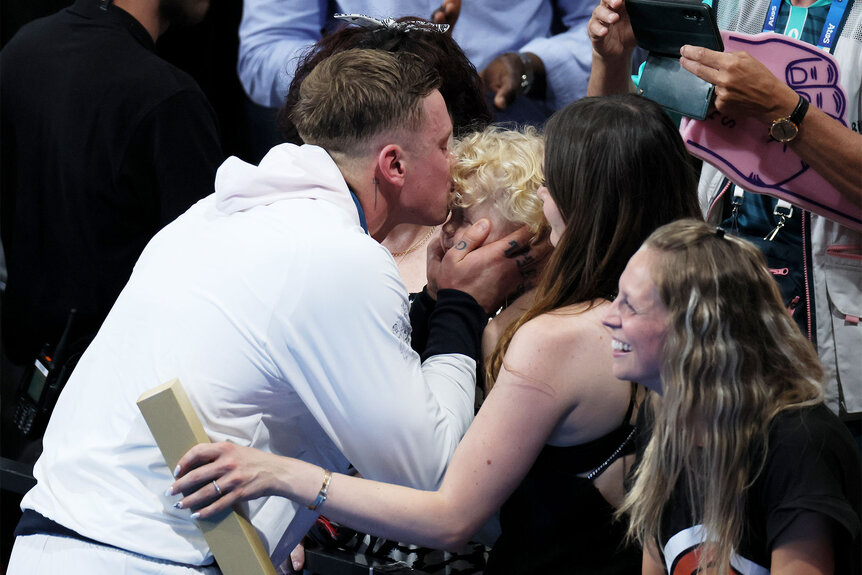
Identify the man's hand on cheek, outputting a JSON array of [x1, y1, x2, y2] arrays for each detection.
[[433, 221, 551, 314]]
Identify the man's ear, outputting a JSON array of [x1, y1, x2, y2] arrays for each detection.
[[376, 144, 407, 187]]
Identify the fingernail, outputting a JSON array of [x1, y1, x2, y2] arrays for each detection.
[[164, 487, 174, 497], [476, 219, 489, 232], [173, 501, 184, 509], [173, 465, 181, 477], [190, 512, 200, 520], [293, 560, 302, 571]]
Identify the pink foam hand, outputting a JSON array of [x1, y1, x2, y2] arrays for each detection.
[[680, 31, 861, 231]]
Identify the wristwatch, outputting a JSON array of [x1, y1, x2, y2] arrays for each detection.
[[769, 94, 809, 143]]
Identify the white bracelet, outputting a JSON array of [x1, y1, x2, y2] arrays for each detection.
[[307, 469, 332, 511]]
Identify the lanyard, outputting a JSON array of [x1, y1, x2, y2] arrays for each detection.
[[762, 0, 850, 52], [348, 188, 369, 233]]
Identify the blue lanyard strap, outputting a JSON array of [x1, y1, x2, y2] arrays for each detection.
[[762, 0, 851, 52], [817, 0, 849, 51], [348, 188, 369, 233], [763, 0, 784, 32]]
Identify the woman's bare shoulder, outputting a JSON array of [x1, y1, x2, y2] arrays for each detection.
[[503, 300, 613, 382], [517, 300, 610, 343], [483, 289, 539, 356]]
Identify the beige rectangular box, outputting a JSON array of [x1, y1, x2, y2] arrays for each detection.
[[137, 379, 277, 575]]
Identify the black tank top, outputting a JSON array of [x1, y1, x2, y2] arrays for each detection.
[[485, 385, 641, 574]]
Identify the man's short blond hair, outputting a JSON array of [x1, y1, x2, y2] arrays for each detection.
[[291, 49, 440, 156]]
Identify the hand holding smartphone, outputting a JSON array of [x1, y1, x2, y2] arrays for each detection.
[[627, 0, 724, 119]]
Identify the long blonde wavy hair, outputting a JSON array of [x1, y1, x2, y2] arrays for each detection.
[[620, 219, 824, 572]]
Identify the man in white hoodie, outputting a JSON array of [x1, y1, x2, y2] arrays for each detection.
[[9, 49, 534, 573]]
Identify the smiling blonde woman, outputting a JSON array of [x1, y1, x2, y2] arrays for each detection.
[[605, 219, 862, 575]]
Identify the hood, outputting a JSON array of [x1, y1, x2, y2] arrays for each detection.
[[214, 144, 358, 222]]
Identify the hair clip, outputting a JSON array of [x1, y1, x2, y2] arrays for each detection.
[[715, 226, 726, 239], [333, 13, 450, 34]]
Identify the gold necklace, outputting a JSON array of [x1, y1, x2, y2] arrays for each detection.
[[390, 226, 437, 259]]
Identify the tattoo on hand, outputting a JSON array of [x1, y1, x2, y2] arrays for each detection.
[[516, 255, 538, 279], [455, 240, 467, 250], [504, 240, 527, 257]]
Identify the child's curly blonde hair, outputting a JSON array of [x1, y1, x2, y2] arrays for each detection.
[[450, 125, 549, 243]]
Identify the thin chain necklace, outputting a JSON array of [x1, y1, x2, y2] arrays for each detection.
[[391, 226, 437, 259]]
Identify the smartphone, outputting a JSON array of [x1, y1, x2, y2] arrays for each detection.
[[627, 0, 723, 119], [626, 0, 723, 56]]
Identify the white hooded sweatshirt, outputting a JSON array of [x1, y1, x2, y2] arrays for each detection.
[[21, 144, 476, 569]]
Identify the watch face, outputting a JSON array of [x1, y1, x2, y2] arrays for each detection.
[[770, 119, 798, 142]]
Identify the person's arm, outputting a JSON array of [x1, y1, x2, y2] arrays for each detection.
[[238, 0, 327, 108], [481, 0, 594, 111], [679, 45, 862, 208], [431, 0, 461, 27], [244, 220, 541, 494], [171, 318, 578, 549], [587, 0, 638, 97], [480, 51, 547, 111], [408, 287, 437, 355], [642, 541, 666, 575], [770, 512, 835, 574], [758, 407, 859, 575], [519, 0, 594, 109], [291, 270, 478, 490]]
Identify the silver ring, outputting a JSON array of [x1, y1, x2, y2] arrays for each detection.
[[212, 479, 222, 497]]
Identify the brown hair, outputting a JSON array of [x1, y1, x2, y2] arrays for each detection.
[[487, 94, 701, 386]]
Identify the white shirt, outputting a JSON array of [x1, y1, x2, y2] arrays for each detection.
[[21, 144, 476, 567]]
